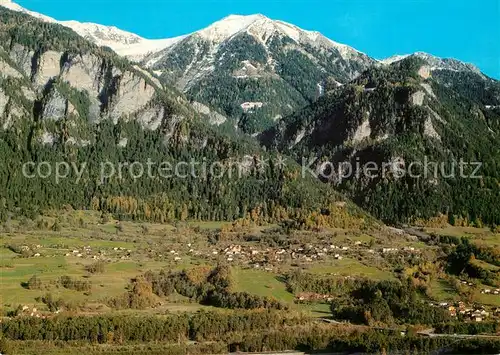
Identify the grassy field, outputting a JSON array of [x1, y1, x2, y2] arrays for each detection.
[[0, 212, 284, 314], [426, 279, 500, 308], [475, 292, 500, 307], [1, 210, 499, 319], [230, 267, 342, 317], [425, 226, 500, 247], [425, 226, 491, 237], [428, 279, 459, 302], [231, 267, 295, 303], [306, 258, 394, 280], [186, 221, 231, 230], [0, 211, 178, 309], [300, 302, 332, 317], [0, 249, 165, 306], [470, 258, 500, 271]]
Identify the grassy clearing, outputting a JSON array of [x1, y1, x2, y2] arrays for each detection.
[[300, 302, 332, 318], [425, 226, 500, 247], [306, 258, 393, 280], [470, 259, 499, 271], [230, 267, 294, 303], [186, 221, 230, 230], [0, 254, 163, 306], [425, 226, 491, 237], [428, 279, 459, 302], [472, 234, 500, 248], [230, 267, 337, 317], [475, 292, 500, 307]]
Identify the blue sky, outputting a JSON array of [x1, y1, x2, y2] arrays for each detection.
[[16, 0, 500, 78]]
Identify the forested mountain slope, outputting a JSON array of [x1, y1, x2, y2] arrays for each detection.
[[0, 6, 372, 228], [144, 14, 375, 134], [263, 57, 500, 225]]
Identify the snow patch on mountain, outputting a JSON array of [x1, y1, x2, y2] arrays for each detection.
[[0, 0, 181, 60], [381, 52, 482, 74], [58, 20, 186, 61], [198, 14, 265, 42], [380, 54, 411, 65], [111, 37, 185, 61], [2, 1, 364, 65], [1, 0, 488, 78], [194, 14, 363, 59], [0, 0, 54, 21]]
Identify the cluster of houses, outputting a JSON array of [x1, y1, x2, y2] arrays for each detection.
[[27, 231, 421, 269], [18, 244, 42, 257], [382, 246, 416, 253], [22, 242, 135, 262], [17, 306, 52, 318], [214, 243, 353, 266], [8, 305, 65, 320], [154, 242, 351, 269], [480, 288, 500, 295], [295, 292, 334, 303], [62, 245, 132, 261], [169, 248, 183, 261], [460, 280, 475, 287], [433, 301, 500, 322], [153, 237, 424, 271], [194, 240, 422, 268], [161, 243, 343, 266]]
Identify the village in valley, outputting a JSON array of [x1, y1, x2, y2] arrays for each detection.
[[2, 211, 499, 327]]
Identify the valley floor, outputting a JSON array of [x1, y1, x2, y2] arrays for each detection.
[[1, 210, 499, 354]]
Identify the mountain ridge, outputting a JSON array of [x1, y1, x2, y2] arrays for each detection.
[[1, 1, 490, 80], [0, 1, 365, 63], [380, 52, 483, 76], [0, 4, 375, 227], [0, 0, 184, 61], [191, 13, 363, 57]]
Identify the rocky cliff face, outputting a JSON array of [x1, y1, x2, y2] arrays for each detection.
[[3, 49, 158, 145], [6, 45, 165, 120], [262, 57, 500, 224], [0, 6, 201, 148]]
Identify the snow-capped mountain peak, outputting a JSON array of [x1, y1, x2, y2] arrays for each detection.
[[57, 20, 185, 61], [194, 13, 361, 59], [0, 0, 55, 22], [141, 13, 375, 127], [0, 0, 183, 61], [59, 20, 144, 45], [0, 2, 363, 63], [197, 14, 268, 42]]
